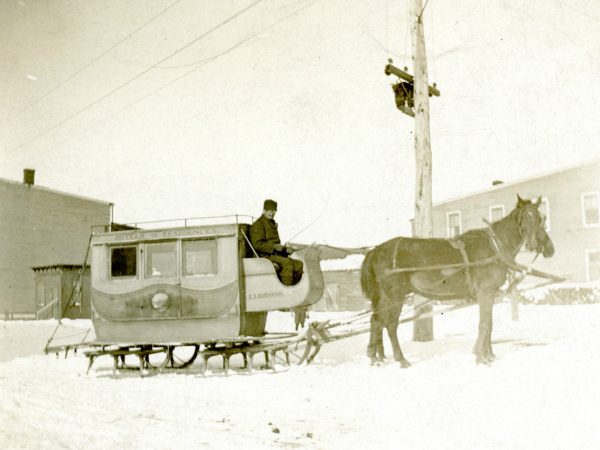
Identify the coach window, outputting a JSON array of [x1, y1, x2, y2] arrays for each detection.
[[446, 211, 461, 238], [183, 239, 218, 276], [145, 242, 177, 278], [582, 192, 600, 227], [110, 246, 137, 278]]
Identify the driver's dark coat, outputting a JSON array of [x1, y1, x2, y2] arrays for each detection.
[[250, 215, 285, 257]]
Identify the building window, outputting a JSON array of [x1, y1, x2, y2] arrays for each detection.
[[489, 205, 505, 223], [446, 211, 461, 238], [582, 192, 600, 226], [145, 242, 177, 278], [110, 246, 137, 278], [539, 197, 550, 231], [586, 249, 600, 281], [183, 239, 218, 275]]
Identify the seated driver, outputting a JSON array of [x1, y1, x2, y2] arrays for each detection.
[[250, 199, 303, 286]]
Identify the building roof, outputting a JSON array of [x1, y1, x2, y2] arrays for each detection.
[[0, 176, 112, 206], [32, 264, 89, 272], [433, 158, 600, 207]]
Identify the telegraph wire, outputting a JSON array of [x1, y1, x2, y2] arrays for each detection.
[[10, 0, 265, 153], [403, 0, 410, 68], [385, 0, 389, 59], [158, 0, 315, 70], [6, 0, 184, 123], [551, 0, 599, 23], [13, 0, 320, 162], [427, 0, 437, 82], [418, 0, 431, 22], [80, 0, 320, 139]]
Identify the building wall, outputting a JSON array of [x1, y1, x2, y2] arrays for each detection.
[[313, 270, 368, 311], [33, 266, 91, 319], [61, 267, 91, 319], [0, 179, 110, 314], [432, 160, 600, 282]]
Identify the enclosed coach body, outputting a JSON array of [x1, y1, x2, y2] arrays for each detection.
[[90, 223, 324, 344]]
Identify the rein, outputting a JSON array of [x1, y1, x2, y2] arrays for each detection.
[[383, 212, 563, 284], [484, 219, 565, 282], [384, 254, 500, 275]]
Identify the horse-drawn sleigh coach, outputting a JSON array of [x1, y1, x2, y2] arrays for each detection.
[[78, 218, 333, 373], [46, 196, 563, 375]]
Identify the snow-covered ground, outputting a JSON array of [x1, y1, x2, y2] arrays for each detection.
[[1, 303, 599, 449]]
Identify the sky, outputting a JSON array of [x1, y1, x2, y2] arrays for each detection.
[[1, 0, 599, 247]]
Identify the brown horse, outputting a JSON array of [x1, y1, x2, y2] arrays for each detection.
[[360, 196, 555, 366]]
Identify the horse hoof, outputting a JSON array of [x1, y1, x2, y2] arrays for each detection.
[[475, 355, 493, 365], [399, 360, 411, 368]]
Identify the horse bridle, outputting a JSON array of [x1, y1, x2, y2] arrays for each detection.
[[485, 206, 544, 275], [515, 204, 546, 255]]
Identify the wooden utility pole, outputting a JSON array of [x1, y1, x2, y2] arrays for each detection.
[[410, 0, 434, 342]]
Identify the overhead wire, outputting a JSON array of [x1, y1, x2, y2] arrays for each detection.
[[9, 0, 266, 154], [131, 0, 319, 96], [405, 0, 436, 75], [551, 0, 600, 23], [10, 0, 320, 163], [385, 0, 389, 59], [6, 0, 185, 123], [403, 0, 410, 68], [418, 0, 431, 22], [427, 0, 437, 82]]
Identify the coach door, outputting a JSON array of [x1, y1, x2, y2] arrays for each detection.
[[141, 239, 182, 318]]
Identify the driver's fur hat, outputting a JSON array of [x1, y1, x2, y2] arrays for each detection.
[[263, 199, 277, 211]]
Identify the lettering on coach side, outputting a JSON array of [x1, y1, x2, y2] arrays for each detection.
[[248, 291, 284, 300], [115, 233, 141, 241], [111, 228, 233, 242]]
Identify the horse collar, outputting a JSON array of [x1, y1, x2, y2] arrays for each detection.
[[485, 222, 508, 257]]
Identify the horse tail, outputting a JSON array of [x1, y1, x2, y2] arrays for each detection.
[[360, 249, 379, 303]]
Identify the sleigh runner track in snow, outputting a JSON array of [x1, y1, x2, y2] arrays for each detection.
[[49, 282, 562, 376], [73, 265, 564, 376]]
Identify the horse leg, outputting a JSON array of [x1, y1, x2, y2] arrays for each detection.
[[366, 314, 378, 361], [385, 298, 411, 368], [386, 325, 410, 368], [376, 321, 386, 362], [375, 321, 385, 362], [474, 290, 495, 364], [367, 314, 385, 364], [483, 302, 496, 361]]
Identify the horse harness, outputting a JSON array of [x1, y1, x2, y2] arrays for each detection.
[[385, 223, 533, 297], [448, 237, 476, 295]]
